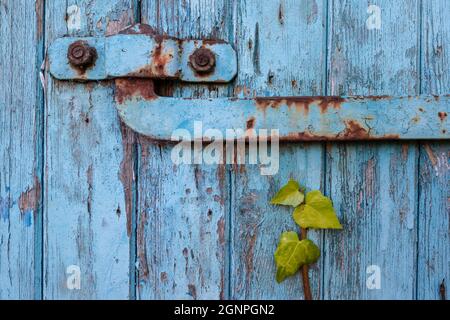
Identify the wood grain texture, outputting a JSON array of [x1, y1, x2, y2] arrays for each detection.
[[43, 0, 137, 299], [0, 0, 447, 300], [229, 0, 327, 300], [137, 0, 234, 300], [417, 0, 449, 300], [324, 0, 420, 299], [0, 0, 44, 300]]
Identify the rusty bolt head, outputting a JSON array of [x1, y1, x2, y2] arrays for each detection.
[[189, 48, 216, 73], [68, 41, 97, 69]]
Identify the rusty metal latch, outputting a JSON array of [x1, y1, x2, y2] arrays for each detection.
[[49, 24, 237, 83], [48, 24, 449, 141]]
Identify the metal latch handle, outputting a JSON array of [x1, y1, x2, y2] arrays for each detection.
[[114, 79, 449, 141]]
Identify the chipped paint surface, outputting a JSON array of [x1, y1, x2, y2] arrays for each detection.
[[1, 0, 449, 301], [18, 176, 41, 227], [115, 92, 449, 141]]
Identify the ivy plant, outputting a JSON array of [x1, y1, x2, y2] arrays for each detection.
[[271, 179, 343, 300]]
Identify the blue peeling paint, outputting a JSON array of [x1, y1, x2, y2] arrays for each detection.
[[0, 197, 10, 222], [22, 210, 33, 228]]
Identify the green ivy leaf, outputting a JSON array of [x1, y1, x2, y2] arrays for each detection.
[[293, 190, 343, 229], [270, 180, 305, 207], [274, 231, 321, 283]]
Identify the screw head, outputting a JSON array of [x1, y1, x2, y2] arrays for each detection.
[[189, 48, 216, 73], [68, 41, 97, 69]]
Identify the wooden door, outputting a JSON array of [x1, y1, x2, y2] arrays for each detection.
[[0, 0, 448, 300]]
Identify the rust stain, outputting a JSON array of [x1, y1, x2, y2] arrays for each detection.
[[117, 24, 176, 78], [246, 117, 256, 130], [150, 42, 173, 76], [424, 144, 438, 168], [438, 112, 447, 122], [255, 96, 344, 115], [119, 122, 135, 237], [115, 78, 157, 104], [188, 284, 197, 300], [364, 158, 376, 199], [127, 41, 177, 79], [217, 217, 226, 300], [105, 9, 133, 36], [217, 217, 225, 247], [119, 24, 158, 36], [440, 279, 446, 300], [280, 123, 400, 142], [245, 233, 257, 289], [137, 211, 149, 281], [160, 272, 168, 283], [201, 39, 227, 45], [402, 144, 409, 161], [217, 164, 226, 192], [318, 96, 345, 113], [339, 120, 370, 139], [234, 85, 252, 97], [18, 176, 41, 218], [35, 0, 44, 39]]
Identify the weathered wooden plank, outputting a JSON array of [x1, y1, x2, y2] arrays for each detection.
[[43, 0, 137, 299], [229, 0, 327, 299], [115, 92, 449, 141], [417, 0, 449, 300], [0, 0, 44, 300], [137, 0, 234, 300], [324, 0, 420, 299]]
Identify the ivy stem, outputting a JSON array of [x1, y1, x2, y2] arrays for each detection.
[[300, 228, 312, 300]]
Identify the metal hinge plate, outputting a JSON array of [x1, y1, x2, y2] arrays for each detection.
[[48, 24, 237, 83]]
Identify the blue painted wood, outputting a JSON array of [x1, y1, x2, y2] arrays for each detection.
[[418, 0, 449, 300], [0, 0, 44, 300], [114, 89, 449, 141], [43, 0, 137, 299], [48, 28, 237, 82], [324, 0, 421, 299], [229, 0, 327, 300], [0, 0, 448, 301], [137, 0, 234, 300]]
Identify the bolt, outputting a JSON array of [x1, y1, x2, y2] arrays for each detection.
[[68, 41, 97, 69], [189, 48, 216, 73]]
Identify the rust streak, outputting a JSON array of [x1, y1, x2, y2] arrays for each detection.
[[137, 211, 149, 282], [115, 78, 157, 104], [339, 120, 370, 139], [35, 0, 44, 39], [217, 217, 225, 247], [217, 217, 226, 300], [318, 96, 345, 113], [119, 122, 135, 237], [246, 117, 256, 130], [440, 279, 446, 300], [438, 112, 447, 122], [424, 144, 437, 168], [255, 96, 345, 115], [18, 176, 41, 217], [245, 233, 257, 288], [188, 284, 197, 300]]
